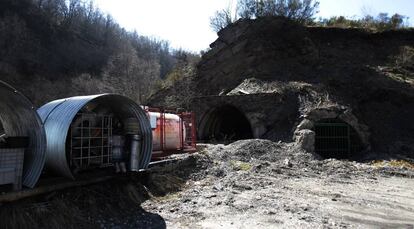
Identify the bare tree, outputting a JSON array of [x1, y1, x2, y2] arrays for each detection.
[[237, 0, 257, 18], [210, 7, 235, 32], [211, 0, 319, 32], [238, 0, 319, 23]]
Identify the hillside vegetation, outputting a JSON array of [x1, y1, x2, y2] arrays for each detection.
[[0, 0, 198, 106], [210, 0, 409, 32]]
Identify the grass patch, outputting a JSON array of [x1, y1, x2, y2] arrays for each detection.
[[230, 160, 253, 171], [154, 192, 182, 202], [371, 160, 414, 170]]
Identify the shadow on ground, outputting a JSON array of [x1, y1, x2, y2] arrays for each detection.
[[0, 174, 168, 229]]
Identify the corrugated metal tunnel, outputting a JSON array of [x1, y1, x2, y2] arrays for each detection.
[[198, 105, 253, 143], [0, 81, 46, 188], [314, 118, 364, 159], [37, 94, 152, 179]]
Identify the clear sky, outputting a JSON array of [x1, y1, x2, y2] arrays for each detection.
[[93, 0, 414, 52]]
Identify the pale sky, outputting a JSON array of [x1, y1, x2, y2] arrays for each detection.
[[93, 0, 414, 52]]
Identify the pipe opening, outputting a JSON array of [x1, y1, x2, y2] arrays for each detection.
[[314, 118, 364, 159], [0, 82, 46, 188], [200, 105, 253, 143], [66, 98, 142, 175], [38, 94, 152, 179]]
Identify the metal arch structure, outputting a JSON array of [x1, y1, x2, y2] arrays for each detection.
[[0, 81, 46, 188], [37, 94, 153, 179]]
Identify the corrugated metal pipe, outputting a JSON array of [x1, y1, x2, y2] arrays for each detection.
[[37, 94, 152, 179], [0, 81, 46, 188]]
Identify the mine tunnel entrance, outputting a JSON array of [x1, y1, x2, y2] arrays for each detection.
[[0, 119, 5, 147], [314, 118, 364, 159], [0, 119, 4, 137], [200, 105, 253, 143]]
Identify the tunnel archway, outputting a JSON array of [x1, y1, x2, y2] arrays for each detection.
[[314, 118, 364, 159], [0, 120, 4, 137], [199, 105, 253, 143]]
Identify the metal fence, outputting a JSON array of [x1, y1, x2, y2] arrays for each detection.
[[69, 113, 113, 171], [314, 119, 362, 159]]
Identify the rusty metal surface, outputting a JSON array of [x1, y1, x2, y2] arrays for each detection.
[[0, 81, 46, 188], [38, 94, 153, 179]]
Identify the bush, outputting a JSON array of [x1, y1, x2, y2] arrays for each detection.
[[210, 0, 320, 32], [317, 13, 409, 31]]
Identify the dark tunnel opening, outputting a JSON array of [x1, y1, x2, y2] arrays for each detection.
[[0, 119, 4, 136], [200, 105, 253, 143], [0, 119, 5, 148], [314, 118, 364, 160]]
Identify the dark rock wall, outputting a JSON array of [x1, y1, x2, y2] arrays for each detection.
[[192, 17, 414, 157], [197, 17, 414, 96], [146, 17, 414, 157]]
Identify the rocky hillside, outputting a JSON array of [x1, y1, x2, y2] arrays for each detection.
[[149, 17, 414, 158], [197, 18, 413, 95]]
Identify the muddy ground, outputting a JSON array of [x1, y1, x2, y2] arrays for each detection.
[[1, 139, 414, 229]]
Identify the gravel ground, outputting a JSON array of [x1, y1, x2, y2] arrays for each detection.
[[142, 140, 414, 228], [1, 139, 413, 229]]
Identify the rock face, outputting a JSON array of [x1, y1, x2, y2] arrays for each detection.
[[197, 17, 414, 96], [150, 17, 414, 158], [294, 129, 316, 152]]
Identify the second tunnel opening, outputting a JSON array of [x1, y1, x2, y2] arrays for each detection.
[[200, 105, 253, 143], [314, 118, 364, 160]]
